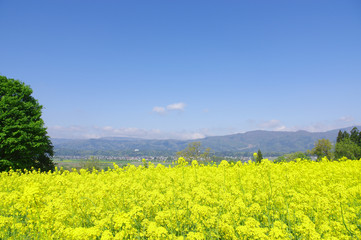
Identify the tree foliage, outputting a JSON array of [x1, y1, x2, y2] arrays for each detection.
[[334, 138, 361, 160], [79, 156, 101, 171], [336, 130, 343, 143], [176, 142, 211, 163], [254, 149, 263, 163], [334, 127, 361, 160], [0, 76, 54, 171], [310, 139, 332, 161], [350, 127, 360, 145], [274, 151, 311, 163]]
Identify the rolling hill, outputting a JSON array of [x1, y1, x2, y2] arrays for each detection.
[[52, 126, 360, 157]]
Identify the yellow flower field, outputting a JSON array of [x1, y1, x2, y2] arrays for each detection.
[[1, 158, 361, 239]]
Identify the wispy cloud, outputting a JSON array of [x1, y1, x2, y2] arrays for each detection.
[[47, 125, 100, 139], [152, 102, 186, 114], [166, 102, 185, 111], [152, 106, 166, 114], [258, 119, 287, 131], [47, 125, 205, 140], [338, 116, 354, 123], [249, 117, 360, 133], [48, 116, 360, 140], [259, 116, 360, 133], [301, 120, 359, 133]]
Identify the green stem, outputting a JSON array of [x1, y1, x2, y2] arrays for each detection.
[[340, 201, 358, 239]]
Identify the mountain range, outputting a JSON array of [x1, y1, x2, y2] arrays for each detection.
[[52, 126, 360, 157]]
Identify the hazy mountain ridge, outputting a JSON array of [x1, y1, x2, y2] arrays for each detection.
[[52, 126, 360, 156]]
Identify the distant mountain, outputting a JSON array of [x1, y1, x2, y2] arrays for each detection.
[[52, 126, 360, 157]]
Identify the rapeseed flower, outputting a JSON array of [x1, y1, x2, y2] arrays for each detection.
[[0, 158, 360, 239]]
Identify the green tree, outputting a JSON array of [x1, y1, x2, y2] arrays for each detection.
[[342, 131, 350, 141], [79, 156, 101, 171], [0, 76, 54, 171], [176, 142, 211, 163], [256, 149, 263, 163], [334, 138, 361, 160], [336, 130, 343, 143], [274, 151, 311, 163], [350, 127, 360, 146], [310, 139, 332, 161]]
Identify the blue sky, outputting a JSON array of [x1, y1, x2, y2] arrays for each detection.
[[1, 0, 361, 139]]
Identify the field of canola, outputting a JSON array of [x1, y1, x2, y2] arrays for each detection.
[[0, 158, 361, 239]]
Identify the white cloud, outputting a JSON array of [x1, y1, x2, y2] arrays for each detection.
[[47, 125, 97, 139], [339, 116, 354, 123], [274, 117, 359, 133], [187, 133, 206, 139], [47, 117, 360, 140], [302, 122, 358, 133], [152, 102, 186, 114], [258, 120, 286, 131], [250, 117, 360, 133], [152, 106, 166, 114], [47, 125, 206, 140], [166, 102, 185, 111]]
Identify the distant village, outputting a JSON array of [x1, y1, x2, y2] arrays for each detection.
[[54, 154, 261, 163]]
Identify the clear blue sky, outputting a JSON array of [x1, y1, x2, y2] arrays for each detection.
[[1, 0, 361, 139]]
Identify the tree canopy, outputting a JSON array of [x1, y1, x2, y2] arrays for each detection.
[[335, 127, 361, 160], [176, 142, 211, 163], [0, 76, 54, 171], [274, 151, 311, 163], [255, 149, 263, 163], [310, 139, 332, 161]]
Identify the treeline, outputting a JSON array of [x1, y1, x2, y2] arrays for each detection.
[[335, 127, 361, 159], [275, 127, 361, 162], [213, 151, 283, 158]]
